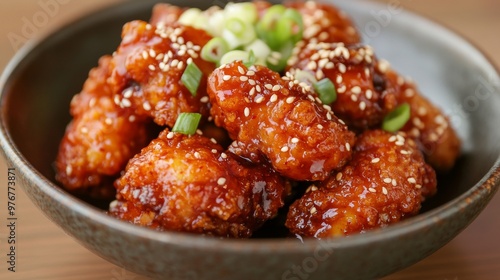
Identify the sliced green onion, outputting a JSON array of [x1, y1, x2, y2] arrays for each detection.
[[294, 69, 317, 84], [220, 50, 249, 66], [224, 2, 258, 24], [181, 62, 203, 96], [279, 9, 304, 44], [245, 39, 272, 61], [382, 103, 411, 132], [256, 5, 287, 50], [222, 18, 256, 49], [313, 78, 337, 104], [244, 50, 256, 68], [172, 113, 202, 135], [201, 37, 230, 63], [266, 41, 294, 73], [207, 9, 225, 36], [178, 8, 203, 26]]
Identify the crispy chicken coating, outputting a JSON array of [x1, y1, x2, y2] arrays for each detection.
[[287, 41, 461, 170], [55, 56, 150, 190], [108, 20, 216, 127], [287, 42, 398, 130], [109, 129, 289, 238], [286, 130, 437, 238], [285, 0, 361, 44], [207, 61, 355, 181], [383, 68, 461, 171]]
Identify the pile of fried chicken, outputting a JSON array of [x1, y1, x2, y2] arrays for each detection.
[[55, 1, 460, 239]]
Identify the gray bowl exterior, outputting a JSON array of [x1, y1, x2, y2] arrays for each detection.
[[1, 0, 500, 279]]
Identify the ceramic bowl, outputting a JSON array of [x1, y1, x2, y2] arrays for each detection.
[[1, 0, 500, 279]]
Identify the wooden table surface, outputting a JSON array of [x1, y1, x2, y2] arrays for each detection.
[[0, 0, 499, 279]]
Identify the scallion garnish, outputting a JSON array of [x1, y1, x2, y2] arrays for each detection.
[[220, 50, 250, 66], [313, 78, 337, 104], [172, 113, 202, 135], [382, 103, 411, 132], [181, 62, 203, 96], [244, 50, 257, 68], [201, 37, 229, 63], [222, 18, 256, 49]]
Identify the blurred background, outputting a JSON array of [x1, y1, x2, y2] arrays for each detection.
[[0, 0, 499, 279]]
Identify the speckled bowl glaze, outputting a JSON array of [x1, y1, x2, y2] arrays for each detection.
[[1, 0, 500, 279]]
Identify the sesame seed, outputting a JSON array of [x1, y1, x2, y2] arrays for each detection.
[[345, 143, 351, 151], [407, 177, 417, 184], [255, 96, 264, 103], [194, 152, 201, 159], [383, 178, 392, 183], [371, 158, 380, 163], [336, 172, 343, 181], [382, 187, 388, 195], [286, 97, 295, 104], [105, 118, 113, 125], [210, 138, 217, 144], [148, 65, 156, 71], [217, 177, 226, 185], [415, 184, 422, 189], [221, 153, 228, 159], [171, 59, 179, 67], [326, 112, 332, 120], [395, 141, 405, 146], [128, 115, 136, 122], [369, 188, 377, 193], [365, 89, 373, 99], [143, 102, 152, 111], [272, 85, 281, 92], [310, 207, 317, 214], [265, 84, 273, 90], [249, 87, 256, 96], [249, 79, 256, 85], [167, 132, 174, 139], [121, 99, 132, 108], [338, 63, 346, 73], [211, 149, 217, 154], [223, 75, 231, 81], [200, 96, 209, 103], [244, 107, 250, 117], [238, 66, 245, 74], [281, 146, 289, 152], [66, 165, 72, 176], [388, 135, 397, 142], [240, 76, 249, 82], [246, 71, 255, 76], [80, 127, 88, 134], [141, 50, 149, 60], [196, 129, 203, 135], [350, 95, 358, 102], [337, 85, 346, 93], [317, 124, 324, 129], [177, 61, 184, 70], [270, 94, 278, 102], [351, 86, 361, 94], [400, 150, 410, 155], [256, 85, 262, 92], [325, 62, 335, 69], [359, 101, 366, 111], [291, 137, 299, 144]]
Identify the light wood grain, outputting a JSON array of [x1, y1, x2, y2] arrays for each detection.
[[0, 0, 499, 279]]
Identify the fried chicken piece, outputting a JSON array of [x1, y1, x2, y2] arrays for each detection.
[[286, 130, 437, 238], [207, 61, 355, 181], [109, 129, 289, 238], [108, 20, 216, 127], [383, 68, 461, 171], [55, 56, 150, 190], [285, 0, 361, 44], [150, 3, 184, 26], [287, 42, 398, 130], [287, 41, 461, 170]]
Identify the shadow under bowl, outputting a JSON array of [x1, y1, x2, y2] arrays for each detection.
[[1, 0, 500, 279]]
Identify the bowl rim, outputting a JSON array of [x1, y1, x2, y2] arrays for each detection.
[[1, 0, 500, 253]]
